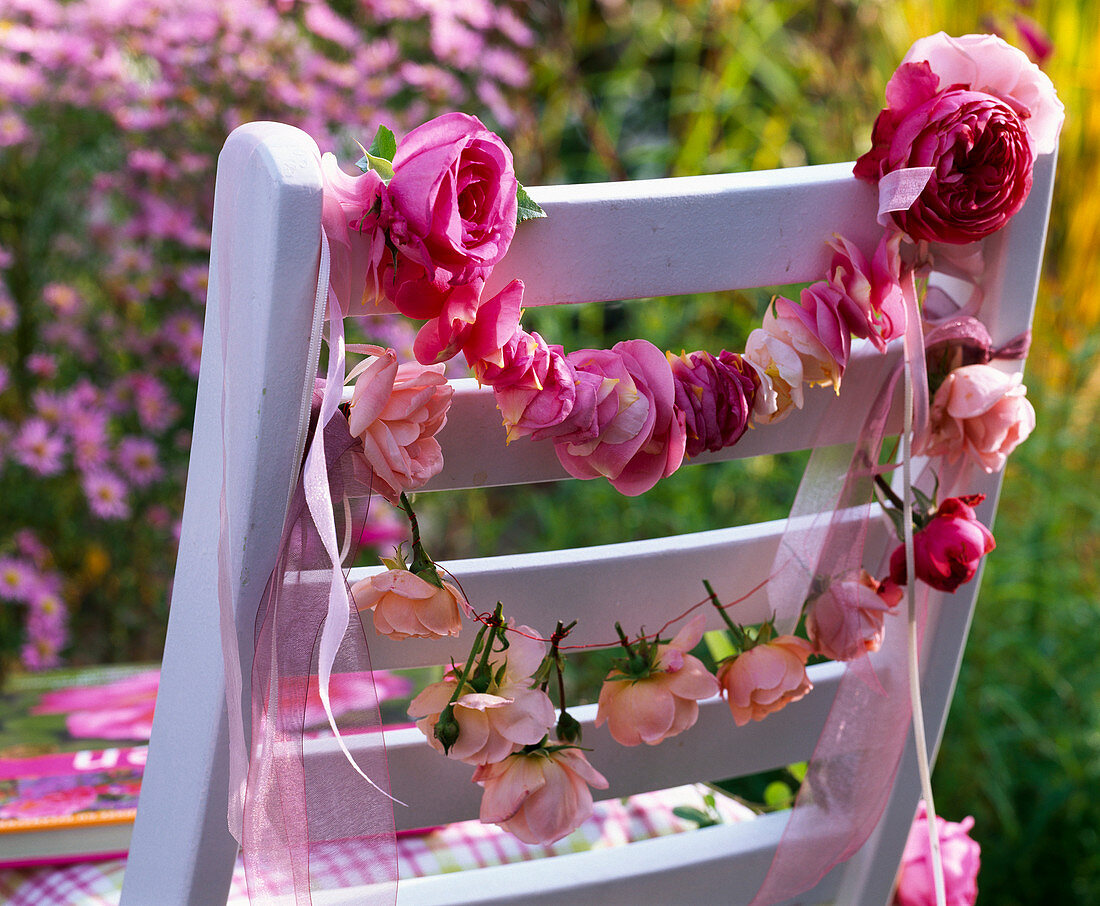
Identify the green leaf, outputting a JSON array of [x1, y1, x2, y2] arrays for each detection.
[[515, 183, 546, 224], [884, 504, 906, 540], [368, 125, 397, 161], [673, 806, 718, 828], [355, 125, 397, 180]]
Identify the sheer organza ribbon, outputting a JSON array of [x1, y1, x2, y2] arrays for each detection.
[[217, 231, 397, 903], [752, 191, 936, 903]]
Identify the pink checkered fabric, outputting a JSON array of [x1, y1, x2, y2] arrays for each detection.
[[0, 785, 752, 904]]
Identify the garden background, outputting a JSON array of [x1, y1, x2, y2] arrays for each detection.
[[1, 0, 1095, 902]]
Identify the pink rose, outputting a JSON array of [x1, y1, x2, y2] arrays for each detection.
[[717, 635, 814, 727], [350, 568, 466, 640], [889, 494, 996, 592], [481, 330, 579, 442], [553, 340, 687, 496], [407, 627, 556, 765], [346, 346, 453, 501], [903, 32, 1064, 155], [918, 364, 1035, 472], [854, 61, 1033, 244], [668, 349, 757, 458], [895, 802, 980, 906], [320, 153, 388, 316], [806, 570, 903, 662], [474, 746, 609, 844], [595, 615, 719, 746], [385, 112, 518, 283], [826, 231, 907, 349]]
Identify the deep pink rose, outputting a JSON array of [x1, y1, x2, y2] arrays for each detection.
[[826, 232, 907, 349], [320, 153, 387, 316], [717, 635, 813, 727], [482, 330, 579, 442], [385, 112, 518, 283], [806, 570, 903, 662], [895, 802, 980, 906], [918, 364, 1035, 472], [475, 746, 609, 845], [855, 61, 1033, 244], [668, 349, 757, 458], [903, 32, 1063, 154], [345, 346, 453, 502], [595, 616, 719, 746], [553, 340, 687, 497], [889, 494, 996, 592]]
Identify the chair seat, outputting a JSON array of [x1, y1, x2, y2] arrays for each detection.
[[1, 785, 752, 905]]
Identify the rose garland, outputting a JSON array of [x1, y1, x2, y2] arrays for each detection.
[[306, 29, 1061, 900]]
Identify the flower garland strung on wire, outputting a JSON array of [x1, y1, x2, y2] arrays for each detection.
[[292, 29, 1061, 906]]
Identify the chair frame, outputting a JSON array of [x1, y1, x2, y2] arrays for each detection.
[[122, 121, 1055, 906]]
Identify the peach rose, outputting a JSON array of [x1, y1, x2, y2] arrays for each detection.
[[717, 635, 814, 727], [919, 364, 1035, 473], [595, 615, 718, 746], [407, 626, 555, 765], [346, 346, 453, 502], [351, 568, 465, 640], [806, 571, 903, 662], [474, 746, 609, 845]]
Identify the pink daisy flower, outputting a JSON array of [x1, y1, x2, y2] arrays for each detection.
[[82, 469, 131, 520], [13, 418, 66, 475]]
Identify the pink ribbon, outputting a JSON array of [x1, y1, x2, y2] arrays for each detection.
[[877, 167, 934, 227], [243, 412, 397, 902], [751, 266, 931, 902]]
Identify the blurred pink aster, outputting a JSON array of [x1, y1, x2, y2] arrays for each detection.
[[116, 436, 163, 486], [13, 418, 66, 475], [82, 469, 131, 520]]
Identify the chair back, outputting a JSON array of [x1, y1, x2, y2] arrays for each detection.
[[123, 120, 1055, 906]]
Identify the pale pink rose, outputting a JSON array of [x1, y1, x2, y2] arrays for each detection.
[[903, 32, 1064, 155], [385, 112, 518, 283], [895, 802, 980, 906], [553, 340, 687, 496], [407, 626, 555, 764], [918, 364, 1035, 473], [320, 153, 387, 316], [855, 62, 1033, 244], [595, 615, 719, 746], [351, 568, 466, 640], [474, 746, 609, 844], [482, 330, 579, 442], [346, 346, 453, 501], [806, 571, 904, 662], [744, 327, 804, 424], [717, 635, 814, 727], [826, 232, 907, 349]]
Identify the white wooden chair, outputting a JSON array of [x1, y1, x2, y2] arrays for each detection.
[[121, 121, 1055, 905]]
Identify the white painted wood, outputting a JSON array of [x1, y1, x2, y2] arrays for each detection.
[[130, 116, 1053, 906], [121, 122, 325, 906]]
